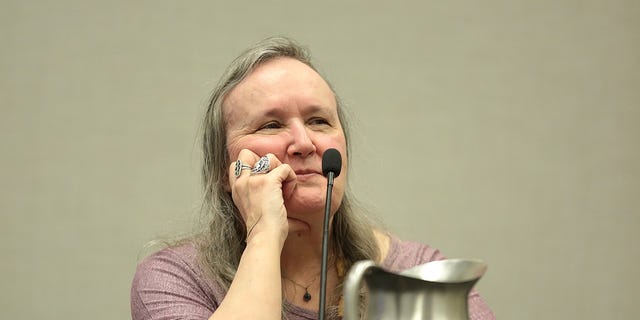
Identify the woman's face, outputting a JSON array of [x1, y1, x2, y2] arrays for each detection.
[[222, 57, 348, 227]]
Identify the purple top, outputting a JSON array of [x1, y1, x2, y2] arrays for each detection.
[[131, 237, 495, 319]]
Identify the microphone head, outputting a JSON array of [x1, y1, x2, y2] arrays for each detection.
[[322, 148, 342, 177]]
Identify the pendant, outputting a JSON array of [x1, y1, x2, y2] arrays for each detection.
[[303, 290, 312, 302]]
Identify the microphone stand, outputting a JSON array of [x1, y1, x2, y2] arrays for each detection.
[[318, 171, 335, 320]]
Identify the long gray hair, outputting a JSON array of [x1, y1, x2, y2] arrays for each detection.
[[197, 36, 379, 316]]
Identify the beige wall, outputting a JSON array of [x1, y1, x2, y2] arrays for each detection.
[[2, 1, 638, 319]]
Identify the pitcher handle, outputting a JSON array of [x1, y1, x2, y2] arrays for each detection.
[[343, 260, 379, 320]]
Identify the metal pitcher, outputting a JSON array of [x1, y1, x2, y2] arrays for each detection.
[[343, 259, 487, 320]]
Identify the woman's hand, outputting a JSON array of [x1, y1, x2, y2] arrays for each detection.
[[211, 151, 296, 320], [228, 149, 297, 245]]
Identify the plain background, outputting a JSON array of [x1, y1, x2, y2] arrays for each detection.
[[2, 1, 638, 319]]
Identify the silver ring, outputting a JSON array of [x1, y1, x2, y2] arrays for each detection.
[[251, 156, 270, 175], [234, 159, 252, 178]]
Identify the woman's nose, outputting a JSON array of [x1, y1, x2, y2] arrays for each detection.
[[287, 123, 316, 157]]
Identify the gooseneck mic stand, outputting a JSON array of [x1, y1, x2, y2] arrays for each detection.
[[319, 148, 342, 320]]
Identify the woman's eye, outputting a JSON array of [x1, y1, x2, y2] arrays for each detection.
[[259, 121, 281, 130], [309, 118, 330, 126]]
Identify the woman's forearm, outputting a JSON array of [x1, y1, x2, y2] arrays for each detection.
[[209, 230, 285, 320]]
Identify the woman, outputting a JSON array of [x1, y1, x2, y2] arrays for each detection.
[[131, 37, 495, 320]]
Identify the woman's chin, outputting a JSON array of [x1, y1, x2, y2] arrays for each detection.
[[284, 195, 324, 216]]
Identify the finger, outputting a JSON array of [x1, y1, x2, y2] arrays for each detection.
[[268, 163, 297, 200], [228, 149, 260, 186], [257, 154, 296, 199], [249, 153, 281, 175], [244, 153, 295, 197]]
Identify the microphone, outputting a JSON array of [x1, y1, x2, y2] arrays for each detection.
[[322, 148, 342, 178], [319, 148, 341, 320]]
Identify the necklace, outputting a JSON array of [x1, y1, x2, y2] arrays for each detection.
[[282, 275, 318, 302], [281, 258, 347, 303]]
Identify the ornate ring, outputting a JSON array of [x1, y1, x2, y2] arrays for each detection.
[[251, 156, 270, 175], [234, 159, 252, 178]]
